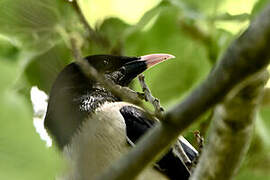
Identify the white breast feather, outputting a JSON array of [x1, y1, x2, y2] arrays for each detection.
[[61, 102, 168, 180]]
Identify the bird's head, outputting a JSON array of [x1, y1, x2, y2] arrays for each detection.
[[51, 54, 175, 96], [84, 53, 175, 86]]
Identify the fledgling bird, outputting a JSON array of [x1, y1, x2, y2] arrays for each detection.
[[44, 54, 198, 180]]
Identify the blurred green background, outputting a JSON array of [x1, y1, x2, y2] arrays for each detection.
[[0, 0, 269, 179]]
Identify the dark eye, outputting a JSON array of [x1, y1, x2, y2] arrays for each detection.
[[104, 59, 109, 65], [119, 67, 126, 74]]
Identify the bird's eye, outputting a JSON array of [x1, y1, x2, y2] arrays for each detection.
[[119, 67, 126, 74], [104, 59, 109, 65]]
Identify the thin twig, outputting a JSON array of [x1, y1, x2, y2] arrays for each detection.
[[179, 19, 217, 64], [69, 0, 110, 49], [194, 130, 204, 154], [138, 74, 164, 119], [210, 13, 250, 22], [179, 19, 212, 46], [190, 130, 204, 170], [138, 74, 192, 170], [97, 4, 270, 180]]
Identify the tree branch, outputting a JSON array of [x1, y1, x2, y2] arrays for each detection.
[[97, 4, 270, 180], [190, 70, 269, 180]]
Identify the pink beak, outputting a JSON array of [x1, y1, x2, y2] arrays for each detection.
[[139, 53, 175, 68]]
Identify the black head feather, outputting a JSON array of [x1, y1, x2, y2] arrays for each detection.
[[44, 55, 145, 148]]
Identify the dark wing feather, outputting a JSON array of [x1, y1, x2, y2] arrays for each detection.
[[120, 105, 197, 180]]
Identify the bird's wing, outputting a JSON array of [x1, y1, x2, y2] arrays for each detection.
[[119, 105, 198, 180]]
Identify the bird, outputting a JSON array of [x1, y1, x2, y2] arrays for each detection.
[[44, 54, 198, 180]]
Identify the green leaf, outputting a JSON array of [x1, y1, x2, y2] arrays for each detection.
[[169, 0, 224, 15], [123, 0, 171, 38], [24, 42, 72, 93], [0, 60, 63, 180], [0, 37, 20, 62], [0, 0, 76, 53]]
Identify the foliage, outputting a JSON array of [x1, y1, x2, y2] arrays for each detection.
[[0, 0, 269, 179]]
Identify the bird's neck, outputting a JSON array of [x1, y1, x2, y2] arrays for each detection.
[[76, 87, 119, 113], [45, 85, 119, 149]]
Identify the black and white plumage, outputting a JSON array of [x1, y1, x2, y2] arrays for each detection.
[[44, 54, 198, 180]]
